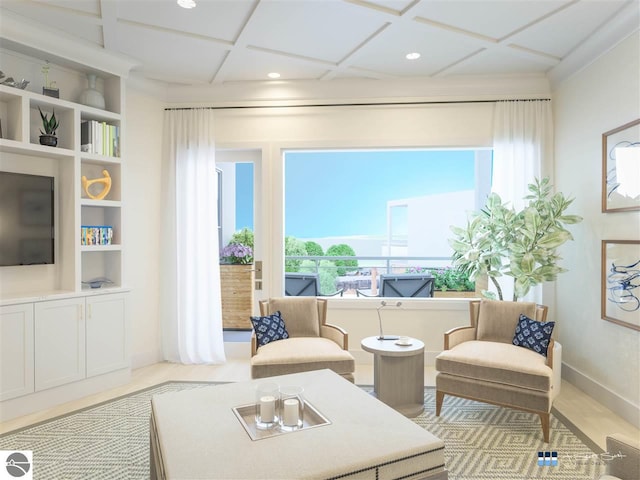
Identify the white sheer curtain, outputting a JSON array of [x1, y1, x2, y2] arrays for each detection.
[[160, 108, 226, 364], [492, 100, 553, 210], [492, 100, 553, 302]]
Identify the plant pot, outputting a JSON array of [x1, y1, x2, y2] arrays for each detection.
[[220, 264, 254, 329], [39, 134, 58, 147], [434, 291, 478, 298]]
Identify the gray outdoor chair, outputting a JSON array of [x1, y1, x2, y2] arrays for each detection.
[[357, 274, 435, 298], [285, 272, 343, 297]]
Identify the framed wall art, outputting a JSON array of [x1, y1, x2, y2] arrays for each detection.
[[601, 240, 640, 331], [602, 119, 640, 212]]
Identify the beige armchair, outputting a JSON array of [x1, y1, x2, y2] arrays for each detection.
[[600, 434, 640, 480], [251, 297, 355, 382], [435, 299, 562, 442]]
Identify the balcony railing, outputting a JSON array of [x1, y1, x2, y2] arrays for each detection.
[[284, 255, 472, 297]]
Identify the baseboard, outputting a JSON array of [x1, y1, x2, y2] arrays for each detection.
[[0, 369, 131, 423], [562, 362, 640, 428], [131, 348, 163, 370]]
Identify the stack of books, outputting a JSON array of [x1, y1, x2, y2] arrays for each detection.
[[81, 120, 120, 157], [81, 225, 113, 246]]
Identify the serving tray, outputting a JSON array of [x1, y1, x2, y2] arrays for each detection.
[[232, 400, 331, 441]]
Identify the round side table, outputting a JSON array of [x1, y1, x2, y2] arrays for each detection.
[[361, 336, 425, 417]]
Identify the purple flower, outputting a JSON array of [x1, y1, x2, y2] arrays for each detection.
[[220, 243, 253, 264]]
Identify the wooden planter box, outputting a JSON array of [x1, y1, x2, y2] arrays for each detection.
[[433, 291, 478, 298], [220, 264, 254, 329]]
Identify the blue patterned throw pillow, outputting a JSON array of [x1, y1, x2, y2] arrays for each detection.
[[250, 311, 290, 347], [513, 314, 555, 357]]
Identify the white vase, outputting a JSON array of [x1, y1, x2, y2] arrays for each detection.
[[79, 73, 105, 109]]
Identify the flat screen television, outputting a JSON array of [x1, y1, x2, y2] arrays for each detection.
[[0, 171, 54, 266]]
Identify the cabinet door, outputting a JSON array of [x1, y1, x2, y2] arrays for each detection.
[[35, 298, 86, 391], [0, 304, 34, 401], [86, 293, 129, 377]]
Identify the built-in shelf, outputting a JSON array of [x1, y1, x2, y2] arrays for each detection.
[[80, 199, 122, 208], [81, 245, 122, 252], [0, 47, 125, 298]]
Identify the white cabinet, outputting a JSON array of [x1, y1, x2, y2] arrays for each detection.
[[34, 298, 86, 392], [0, 304, 34, 401], [86, 293, 129, 377]]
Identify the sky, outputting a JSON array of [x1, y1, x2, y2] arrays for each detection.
[[235, 149, 477, 238], [284, 150, 475, 238]]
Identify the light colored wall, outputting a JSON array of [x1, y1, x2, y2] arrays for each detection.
[[553, 31, 640, 426], [124, 85, 164, 368], [203, 102, 494, 358]]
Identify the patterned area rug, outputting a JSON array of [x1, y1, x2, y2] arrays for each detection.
[[0, 382, 599, 480]]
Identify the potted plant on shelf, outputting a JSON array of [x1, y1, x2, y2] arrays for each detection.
[[38, 106, 59, 147], [449, 177, 582, 301]]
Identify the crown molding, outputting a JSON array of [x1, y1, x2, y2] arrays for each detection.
[[0, 9, 137, 78], [162, 73, 551, 107]]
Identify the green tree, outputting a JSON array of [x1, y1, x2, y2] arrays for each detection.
[[300, 259, 339, 295], [304, 241, 324, 257], [326, 244, 358, 276], [284, 236, 307, 272]]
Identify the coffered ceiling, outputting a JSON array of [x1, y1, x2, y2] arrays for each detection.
[[0, 0, 637, 87]]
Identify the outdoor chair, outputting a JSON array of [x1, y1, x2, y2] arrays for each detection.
[[357, 274, 435, 298], [250, 297, 355, 382], [285, 272, 343, 297], [435, 299, 562, 443]]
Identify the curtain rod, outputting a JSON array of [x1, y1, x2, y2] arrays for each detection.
[[164, 98, 551, 111]]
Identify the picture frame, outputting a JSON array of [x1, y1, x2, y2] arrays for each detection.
[[601, 240, 640, 331], [602, 119, 640, 212]]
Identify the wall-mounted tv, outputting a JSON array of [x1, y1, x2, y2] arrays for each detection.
[[0, 171, 54, 266]]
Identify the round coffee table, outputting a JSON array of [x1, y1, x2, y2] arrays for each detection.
[[361, 336, 425, 417]]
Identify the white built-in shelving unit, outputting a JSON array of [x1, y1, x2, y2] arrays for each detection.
[[0, 29, 136, 420], [0, 75, 123, 296]]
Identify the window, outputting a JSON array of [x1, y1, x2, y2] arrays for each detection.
[[284, 149, 492, 297]]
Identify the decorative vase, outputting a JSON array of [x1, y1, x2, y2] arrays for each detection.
[[39, 134, 57, 147], [79, 73, 105, 109]]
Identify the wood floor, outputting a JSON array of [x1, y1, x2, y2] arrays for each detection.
[[1, 358, 638, 452]]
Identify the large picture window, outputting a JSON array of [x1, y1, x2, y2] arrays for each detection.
[[283, 149, 492, 297]]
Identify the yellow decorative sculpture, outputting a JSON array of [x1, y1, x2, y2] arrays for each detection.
[[82, 169, 112, 200]]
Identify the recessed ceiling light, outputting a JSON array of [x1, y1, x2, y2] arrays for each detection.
[[406, 52, 421, 60], [267, 72, 281, 79], [177, 0, 196, 9]]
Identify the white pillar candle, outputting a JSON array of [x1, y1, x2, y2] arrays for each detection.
[[259, 395, 276, 422], [283, 398, 299, 426]]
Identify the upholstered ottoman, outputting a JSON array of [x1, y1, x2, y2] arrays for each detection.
[[151, 369, 447, 480]]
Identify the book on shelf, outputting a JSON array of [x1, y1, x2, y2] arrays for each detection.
[[81, 225, 113, 246], [81, 120, 120, 157]]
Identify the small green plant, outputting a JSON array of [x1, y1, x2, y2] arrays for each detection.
[[229, 227, 254, 250], [38, 106, 59, 135], [406, 266, 475, 292]]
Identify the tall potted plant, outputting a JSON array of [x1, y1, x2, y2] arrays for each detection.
[[449, 177, 582, 301], [219, 232, 254, 329]]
